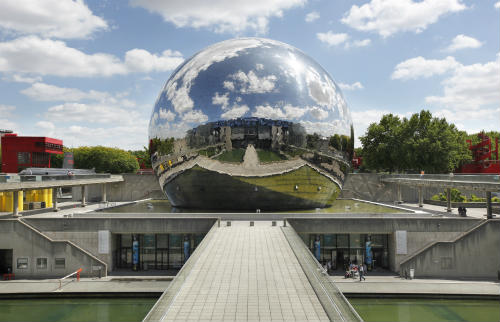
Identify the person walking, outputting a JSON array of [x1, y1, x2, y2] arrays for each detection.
[[359, 263, 366, 281]]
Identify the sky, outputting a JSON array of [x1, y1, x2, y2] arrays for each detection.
[[0, 0, 498, 150]]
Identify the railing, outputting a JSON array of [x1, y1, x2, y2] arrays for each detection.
[[382, 173, 500, 183], [143, 221, 219, 322], [282, 223, 363, 322], [58, 268, 82, 290]]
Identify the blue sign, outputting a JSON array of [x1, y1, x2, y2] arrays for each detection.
[[314, 240, 321, 261], [184, 240, 190, 261], [365, 241, 373, 265], [132, 240, 139, 265]]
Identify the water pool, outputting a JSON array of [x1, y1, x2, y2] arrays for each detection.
[[99, 199, 408, 214], [0, 297, 497, 322]]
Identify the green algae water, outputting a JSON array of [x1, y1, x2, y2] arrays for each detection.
[[0, 298, 157, 322], [350, 298, 500, 322], [0, 298, 498, 322]]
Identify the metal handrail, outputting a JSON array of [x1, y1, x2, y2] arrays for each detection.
[[58, 268, 82, 289], [143, 221, 219, 322], [282, 223, 363, 322]]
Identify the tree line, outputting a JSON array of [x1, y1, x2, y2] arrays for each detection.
[[358, 110, 482, 173]]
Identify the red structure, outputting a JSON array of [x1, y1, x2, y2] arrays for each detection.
[[352, 151, 363, 170], [457, 132, 499, 174], [1, 133, 63, 173]]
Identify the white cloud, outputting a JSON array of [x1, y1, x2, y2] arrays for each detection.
[[34, 121, 149, 150], [181, 109, 209, 123], [221, 104, 249, 119], [0, 0, 107, 39], [445, 34, 482, 52], [0, 104, 15, 117], [252, 104, 306, 120], [212, 92, 230, 109], [124, 49, 184, 73], [283, 104, 306, 119], [0, 36, 183, 77], [342, 0, 467, 37], [305, 11, 320, 23], [317, 31, 370, 49], [338, 81, 364, 91], [35, 121, 55, 132], [391, 56, 459, 80], [3, 74, 42, 83], [0, 118, 17, 132], [317, 32, 349, 47], [495, 1, 500, 9], [131, 0, 306, 34], [47, 102, 141, 125], [425, 56, 500, 110], [21, 82, 108, 102], [227, 70, 277, 93], [348, 39, 371, 48], [308, 106, 329, 120], [159, 109, 176, 121], [163, 38, 269, 115]]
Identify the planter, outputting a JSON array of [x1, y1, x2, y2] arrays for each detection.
[[424, 200, 500, 208]]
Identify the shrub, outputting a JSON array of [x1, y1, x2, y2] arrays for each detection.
[[51, 146, 139, 174]]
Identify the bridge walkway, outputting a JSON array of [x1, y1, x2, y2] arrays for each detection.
[[144, 221, 360, 321]]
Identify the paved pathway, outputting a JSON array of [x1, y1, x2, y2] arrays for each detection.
[[331, 276, 500, 295], [157, 221, 329, 322], [242, 144, 259, 169]]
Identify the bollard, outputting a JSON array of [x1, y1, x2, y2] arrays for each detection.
[[283, 220, 286, 227], [250, 221, 254, 227], [272, 221, 276, 226], [226, 221, 231, 227]]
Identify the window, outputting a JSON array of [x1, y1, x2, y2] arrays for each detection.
[[17, 258, 28, 269], [55, 258, 65, 269], [36, 258, 48, 269], [17, 152, 30, 165]]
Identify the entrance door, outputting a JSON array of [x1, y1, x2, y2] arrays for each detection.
[[0, 249, 13, 274]]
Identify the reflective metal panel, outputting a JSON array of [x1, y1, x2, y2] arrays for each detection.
[[149, 38, 353, 210]]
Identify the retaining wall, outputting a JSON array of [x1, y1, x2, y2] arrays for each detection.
[[400, 220, 500, 279]]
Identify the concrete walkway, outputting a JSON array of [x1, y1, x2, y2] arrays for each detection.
[[331, 276, 499, 296], [1, 275, 497, 297], [0, 277, 171, 294], [151, 221, 329, 322], [398, 202, 496, 219]]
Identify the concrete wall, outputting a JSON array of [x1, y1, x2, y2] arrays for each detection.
[[0, 220, 106, 278], [288, 217, 480, 272], [72, 173, 165, 202], [400, 220, 500, 279], [340, 173, 488, 203], [24, 217, 217, 272]]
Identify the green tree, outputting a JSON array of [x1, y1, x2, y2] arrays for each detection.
[[360, 110, 470, 173], [50, 146, 139, 174]]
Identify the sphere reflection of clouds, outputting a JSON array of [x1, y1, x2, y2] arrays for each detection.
[[149, 38, 353, 211], [149, 37, 352, 140]]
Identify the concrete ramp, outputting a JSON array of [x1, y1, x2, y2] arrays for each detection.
[[144, 221, 361, 322]]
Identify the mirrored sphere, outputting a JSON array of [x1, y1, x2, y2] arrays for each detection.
[[149, 37, 353, 210]]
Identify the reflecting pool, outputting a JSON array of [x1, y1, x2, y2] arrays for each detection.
[[350, 298, 500, 322], [0, 298, 156, 322], [99, 199, 408, 214], [0, 297, 497, 322]]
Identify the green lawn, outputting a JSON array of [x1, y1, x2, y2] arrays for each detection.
[[257, 150, 287, 162], [214, 149, 245, 162]]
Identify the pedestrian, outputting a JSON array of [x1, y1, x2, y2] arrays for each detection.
[[327, 260, 332, 274], [359, 263, 366, 281]]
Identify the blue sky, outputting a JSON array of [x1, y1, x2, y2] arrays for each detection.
[[0, 0, 498, 149]]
